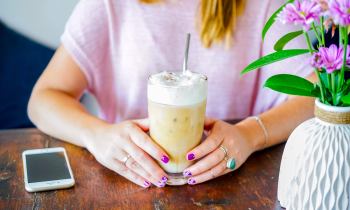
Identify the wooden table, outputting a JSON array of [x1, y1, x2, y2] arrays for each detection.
[[0, 120, 286, 210]]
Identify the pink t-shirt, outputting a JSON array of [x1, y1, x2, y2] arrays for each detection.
[[61, 0, 314, 123]]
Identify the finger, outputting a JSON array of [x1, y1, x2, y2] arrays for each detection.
[[105, 158, 152, 188], [129, 123, 170, 164], [186, 130, 224, 161], [124, 142, 169, 185], [203, 116, 217, 133], [188, 159, 228, 185], [118, 151, 165, 187], [183, 146, 225, 177], [132, 118, 150, 132]]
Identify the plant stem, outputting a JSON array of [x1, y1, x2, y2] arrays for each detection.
[[331, 72, 336, 94], [339, 27, 343, 46], [320, 16, 325, 46], [304, 32, 325, 103], [304, 32, 314, 56], [339, 26, 348, 91], [316, 68, 326, 103], [327, 73, 331, 91], [316, 26, 322, 33], [332, 72, 336, 105], [337, 27, 343, 91], [312, 23, 323, 47]]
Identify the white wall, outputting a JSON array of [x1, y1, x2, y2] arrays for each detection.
[[0, 0, 79, 49]]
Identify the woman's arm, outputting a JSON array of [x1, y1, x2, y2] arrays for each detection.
[[239, 72, 318, 151], [183, 72, 317, 184], [28, 45, 99, 147], [28, 45, 170, 188]]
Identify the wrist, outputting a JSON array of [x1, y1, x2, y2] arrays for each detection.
[[235, 118, 266, 152], [82, 118, 110, 152]]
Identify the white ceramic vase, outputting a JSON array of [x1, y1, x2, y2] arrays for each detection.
[[278, 99, 350, 210]]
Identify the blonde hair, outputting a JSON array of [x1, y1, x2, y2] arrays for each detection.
[[140, 0, 246, 48]]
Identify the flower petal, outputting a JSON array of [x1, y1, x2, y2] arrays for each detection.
[[332, 23, 336, 37], [328, 44, 338, 62], [323, 19, 333, 32]]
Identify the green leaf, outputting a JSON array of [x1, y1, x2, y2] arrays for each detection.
[[320, 70, 333, 89], [263, 74, 316, 97], [274, 30, 304, 51], [240, 49, 310, 77], [333, 92, 343, 106], [311, 85, 321, 98], [332, 80, 350, 106], [319, 71, 327, 89], [341, 80, 350, 93], [262, 0, 295, 42], [341, 94, 350, 104], [317, 72, 333, 104]]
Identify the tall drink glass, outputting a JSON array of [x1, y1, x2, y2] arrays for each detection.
[[147, 70, 207, 185]]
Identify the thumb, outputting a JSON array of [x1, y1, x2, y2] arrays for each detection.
[[204, 116, 217, 133], [132, 118, 150, 132]]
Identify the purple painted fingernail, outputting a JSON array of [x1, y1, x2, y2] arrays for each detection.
[[189, 179, 196, 185], [144, 181, 150, 187], [187, 153, 195, 160], [161, 156, 169, 163], [158, 181, 165, 187], [161, 176, 168, 183], [184, 171, 192, 177]]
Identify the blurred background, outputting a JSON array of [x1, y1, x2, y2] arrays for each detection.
[[0, 0, 346, 130], [0, 0, 99, 129]]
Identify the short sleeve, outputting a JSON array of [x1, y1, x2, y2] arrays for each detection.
[[60, 0, 109, 93], [252, 0, 315, 115]]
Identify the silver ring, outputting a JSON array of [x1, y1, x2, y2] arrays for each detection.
[[219, 145, 228, 157], [226, 157, 236, 170], [210, 170, 215, 178], [224, 157, 228, 162], [122, 154, 131, 165]]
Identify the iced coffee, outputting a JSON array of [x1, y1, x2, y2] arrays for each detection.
[[148, 70, 207, 179]]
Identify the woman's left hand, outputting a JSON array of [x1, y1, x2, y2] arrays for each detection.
[[183, 116, 263, 185]]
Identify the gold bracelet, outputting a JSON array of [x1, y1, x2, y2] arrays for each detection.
[[246, 116, 268, 150]]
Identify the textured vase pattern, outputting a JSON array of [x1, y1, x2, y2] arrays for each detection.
[[278, 117, 350, 210]]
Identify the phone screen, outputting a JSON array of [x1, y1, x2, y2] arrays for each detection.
[[25, 152, 71, 183]]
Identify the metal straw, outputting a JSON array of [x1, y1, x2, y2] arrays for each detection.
[[183, 34, 191, 74]]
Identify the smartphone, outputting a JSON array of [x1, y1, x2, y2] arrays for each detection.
[[22, 147, 75, 192]]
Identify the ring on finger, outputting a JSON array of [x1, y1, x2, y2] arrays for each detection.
[[219, 145, 228, 157], [225, 157, 236, 170], [123, 156, 162, 187], [122, 154, 131, 165], [210, 169, 215, 178]]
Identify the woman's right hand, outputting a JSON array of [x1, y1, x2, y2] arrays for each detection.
[[28, 46, 168, 188], [85, 118, 169, 188]]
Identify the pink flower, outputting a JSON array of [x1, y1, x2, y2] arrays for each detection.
[[276, 0, 322, 31], [313, 0, 329, 11], [306, 52, 326, 68], [309, 44, 350, 73], [325, 0, 350, 26]]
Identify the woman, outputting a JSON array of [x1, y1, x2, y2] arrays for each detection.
[[28, 0, 317, 188]]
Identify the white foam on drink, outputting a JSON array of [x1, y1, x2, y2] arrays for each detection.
[[148, 70, 207, 106]]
